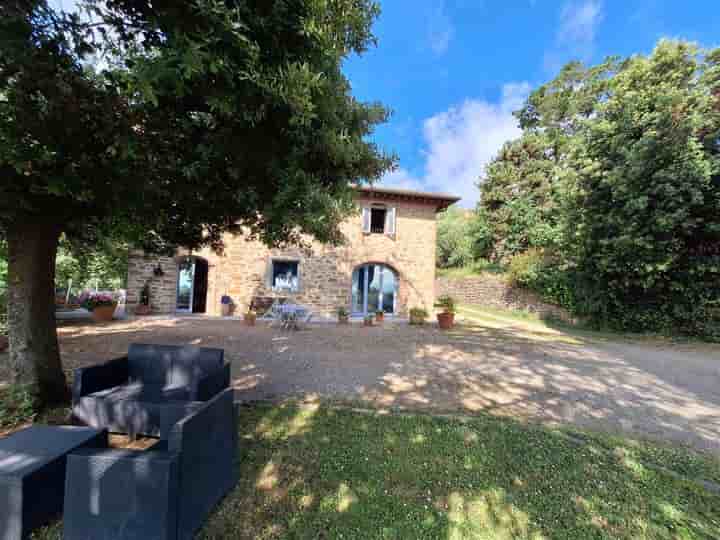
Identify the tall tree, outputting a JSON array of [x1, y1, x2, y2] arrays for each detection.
[[563, 40, 720, 333], [0, 0, 393, 405]]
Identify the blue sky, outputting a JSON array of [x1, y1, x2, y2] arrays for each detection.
[[344, 0, 720, 206], [50, 0, 720, 207]]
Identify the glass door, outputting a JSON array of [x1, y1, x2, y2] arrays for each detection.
[[176, 260, 195, 313], [351, 264, 398, 316]]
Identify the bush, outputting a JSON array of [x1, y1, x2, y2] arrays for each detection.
[[437, 207, 493, 269], [0, 384, 38, 429], [507, 249, 544, 287], [508, 249, 577, 311]]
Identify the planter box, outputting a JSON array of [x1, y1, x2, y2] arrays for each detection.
[[243, 314, 256, 326], [92, 305, 117, 323]]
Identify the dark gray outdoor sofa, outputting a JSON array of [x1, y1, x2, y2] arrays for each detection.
[[72, 343, 230, 437], [0, 426, 108, 540], [63, 388, 238, 540]]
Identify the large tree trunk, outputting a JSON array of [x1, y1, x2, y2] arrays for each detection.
[[6, 220, 69, 406]]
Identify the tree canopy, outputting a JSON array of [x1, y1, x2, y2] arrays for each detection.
[[477, 40, 720, 337], [0, 0, 393, 403]]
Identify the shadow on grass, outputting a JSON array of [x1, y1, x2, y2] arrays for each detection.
[[199, 400, 720, 540]]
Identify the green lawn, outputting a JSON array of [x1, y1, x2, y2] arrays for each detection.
[[206, 401, 719, 540], [26, 400, 720, 539]]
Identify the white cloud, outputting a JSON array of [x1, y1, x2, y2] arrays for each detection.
[[558, 0, 603, 46], [545, 0, 604, 71], [380, 83, 530, 208], [427, 1, 454, 56]]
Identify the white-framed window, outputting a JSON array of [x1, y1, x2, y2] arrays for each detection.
[[362, 205, 396, 236], [268, 259, 300, 292]]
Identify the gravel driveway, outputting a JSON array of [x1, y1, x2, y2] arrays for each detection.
[[9, 315, 719, 454]]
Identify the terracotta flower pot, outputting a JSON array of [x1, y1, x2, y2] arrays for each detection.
[[375, 312, 384, 323], [363, 318, 374, 327], [244, 313, 257, 326], [338, 315, 349, 325], [92, 304, 117, 323], [134, 304, 152, 316], [437, 311, 454, 330], [0, 336, 8, 353]]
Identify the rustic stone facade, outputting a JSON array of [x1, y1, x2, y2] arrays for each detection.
[[436, 274, 574, 323], [127, 189, 456, 319]]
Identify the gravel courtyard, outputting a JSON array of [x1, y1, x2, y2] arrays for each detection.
[[10, 312, 720, 454]]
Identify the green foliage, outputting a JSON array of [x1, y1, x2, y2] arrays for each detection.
[[507, 250, 577, 311], [561, 41, 720, 335], [507, 248, 545, 288], [478, 40, 720, 338], [0, 240, 6, 334], [480, 133, 563, 260], [0, 0, 393, 249], [436, 206, 492, 268], [55, 236, 128, 291], [0, 384, 38, 429], [434, 294, 457, 314], [409, 307, 429, 322]]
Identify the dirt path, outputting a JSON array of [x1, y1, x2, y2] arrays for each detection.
[[3, 315, 719, 454]]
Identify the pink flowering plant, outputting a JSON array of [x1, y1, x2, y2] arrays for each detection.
[[79, 292, 117, 311]]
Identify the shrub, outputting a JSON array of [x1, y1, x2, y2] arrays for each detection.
[[507, 248, 544, 287], [508, 249, 578, 312], [409, 307, 429, 325], [435, 295, 457, 314], [0, 384, 38, 429]]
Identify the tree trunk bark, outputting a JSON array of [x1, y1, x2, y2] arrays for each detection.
[[6, 220, 69, 406]]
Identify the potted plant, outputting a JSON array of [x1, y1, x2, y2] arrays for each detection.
[[81, 292, 118, 323], [435, 295, 456, 330], [221, 295, 234, 317], [409, 307, 429, 326], [363, 314, 374, 327], [337, 306, 349, 324], [0, 335, 8, 353], [375, 310, 385, 323], [135, 283, 152, 316], [244, 310, 257, 326]]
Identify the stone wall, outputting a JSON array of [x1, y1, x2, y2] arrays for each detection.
[[436, 273, 574, 322], [126, 195, 440, 318], [126, 252, 180, 315]]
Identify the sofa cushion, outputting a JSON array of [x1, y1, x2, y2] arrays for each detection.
[[168, 347, 224, 389], [88, 383, 191, 404], [127, 344, 176, 385], [127, 344, 224, 388]]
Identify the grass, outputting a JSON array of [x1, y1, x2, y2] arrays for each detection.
[[456, 304, 687, 345], [437, 261, 507, 279], [200, 401, 720, 539], [24, 399, 720, 539]]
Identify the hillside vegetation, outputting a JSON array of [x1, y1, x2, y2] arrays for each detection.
[[438, 40, 720, 339]]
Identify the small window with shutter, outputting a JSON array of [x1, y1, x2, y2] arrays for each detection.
[[362, 204, 396, 236]]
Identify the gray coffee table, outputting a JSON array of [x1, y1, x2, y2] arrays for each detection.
[[0, 425, 107, 540]]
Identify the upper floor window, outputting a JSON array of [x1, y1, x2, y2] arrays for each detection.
[[370, 207, 387, 233], [362, 205, 396, 236]]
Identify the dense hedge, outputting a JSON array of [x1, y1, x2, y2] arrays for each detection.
[[478, 40, 720, 339]]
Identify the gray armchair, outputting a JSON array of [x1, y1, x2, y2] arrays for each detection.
[[63, 389, 238, 540], [72, 343, 230, 437]]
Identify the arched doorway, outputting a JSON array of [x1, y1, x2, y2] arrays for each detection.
[[352, 263, 398, 316], [176, 256, 209, 314]]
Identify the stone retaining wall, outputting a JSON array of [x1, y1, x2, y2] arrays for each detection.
[[436, 274, 574, 323]]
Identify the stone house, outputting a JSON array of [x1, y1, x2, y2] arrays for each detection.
[[126, 186, 460, 319]]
